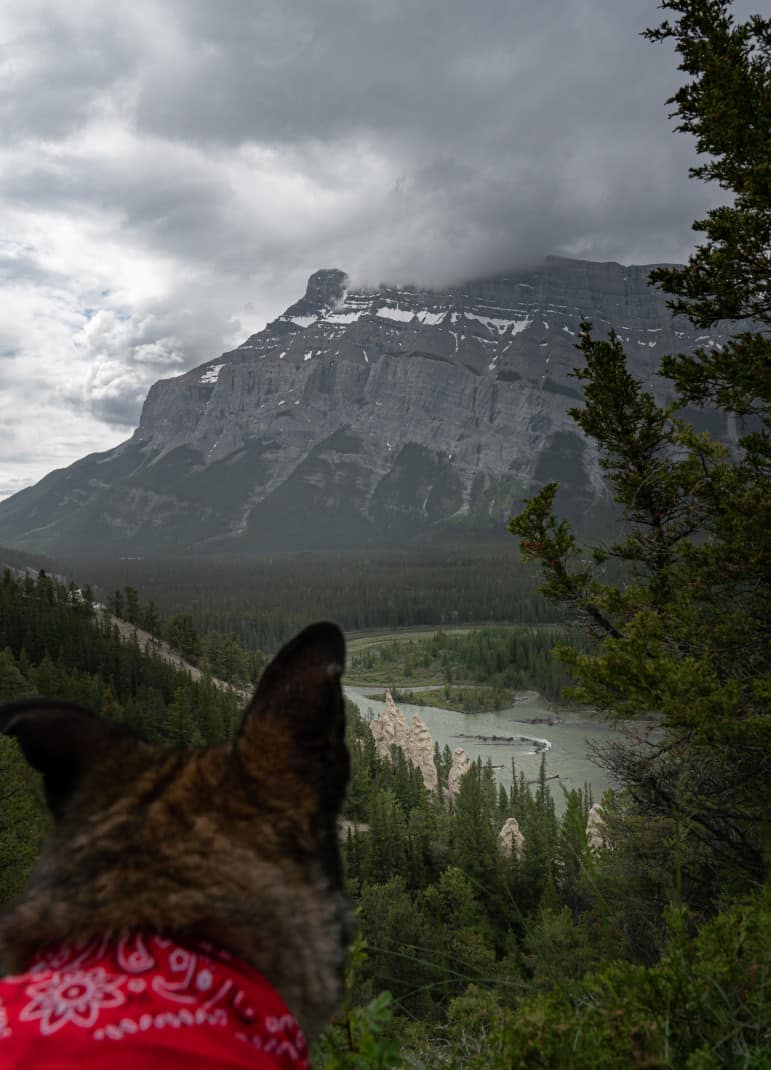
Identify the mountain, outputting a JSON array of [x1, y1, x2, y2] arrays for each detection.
[[0, 257, 732, 557]]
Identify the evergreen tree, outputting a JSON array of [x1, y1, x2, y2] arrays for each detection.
[[509, 0, 770, 889], [0, 647, 30, 700], [423, 867, 496, 998], [100, 685, 119, 720], [355, 877, 435, 1018], [123, 586, 141, 625], [107, 588, 125, 618], [555, 788, 591, 915], [0, 738, 48, 906], [363, 790, 410, 885], [141, 600, 162, 637], [164, 614, 201, 661]]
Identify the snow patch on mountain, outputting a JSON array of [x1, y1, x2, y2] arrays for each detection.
[[327, 309, 365, 324], [200, 363, 225, 383], [377, 306, 416, 323], [417, 310, 448, 325], [465, 313, 532, 335]]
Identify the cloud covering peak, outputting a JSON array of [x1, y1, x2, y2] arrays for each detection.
[[0, 0, 718, 497]]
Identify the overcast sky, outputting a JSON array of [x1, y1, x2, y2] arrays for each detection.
[[0, 0, 723, 499]]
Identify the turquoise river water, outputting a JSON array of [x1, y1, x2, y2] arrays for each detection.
[[345, 685, 624, 813]]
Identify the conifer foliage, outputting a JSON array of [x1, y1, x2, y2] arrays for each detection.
[[0, 568, 242, 903], [509, 0, 770, 887]]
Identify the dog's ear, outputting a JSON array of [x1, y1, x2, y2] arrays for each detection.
[[0, 698, 140, 817], [235, 622, 349, 813]]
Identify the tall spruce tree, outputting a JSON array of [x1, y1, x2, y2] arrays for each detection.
[[509, 0, 769, 889]]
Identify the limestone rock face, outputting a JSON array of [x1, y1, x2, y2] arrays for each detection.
[[586, 802, 607, 853], [498, 817, 526, 859], [409, 712, 438, 792], [448, 746, 472, 798], [0, 257, 737, 557]]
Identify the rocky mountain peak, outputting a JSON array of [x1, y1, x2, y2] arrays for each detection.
[[280, 268, 349, 323], [0, 257, 736, 557], [305, 268, 349, 307]]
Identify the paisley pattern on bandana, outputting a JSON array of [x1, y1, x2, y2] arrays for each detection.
[[20, 965, 126, 1035], [0, 934, 308, 1069]]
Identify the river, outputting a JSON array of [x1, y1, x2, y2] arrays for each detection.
[[345, 685, 623, 813]]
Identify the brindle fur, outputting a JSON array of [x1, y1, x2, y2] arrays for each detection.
[[0, 621, 352, 1041]]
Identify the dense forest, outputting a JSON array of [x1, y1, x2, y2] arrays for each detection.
[[0, 569, 242, 904], [4, 568, 764, 1069], [56, 543, 559, 652], [325, 707, 768, 1070], [348, 626, 582, 706]]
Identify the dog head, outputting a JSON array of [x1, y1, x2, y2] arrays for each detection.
[[0, 621, 351, 1040]]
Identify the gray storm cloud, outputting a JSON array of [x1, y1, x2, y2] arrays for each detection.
[[0, 0, 723, 494], [1, 0, 714, 278]]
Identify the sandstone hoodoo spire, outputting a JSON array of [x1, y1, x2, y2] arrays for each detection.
[[586, 802, 607, 854], [498, 816, 526, 859], [447, 746, 472, 799], [0, 258, 734, 558], [369, 690, 437, 792], [369, 690, 410, 757], [409, 712, 438, 793]]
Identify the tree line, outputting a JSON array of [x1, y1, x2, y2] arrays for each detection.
[[0, 568, 242, 905], [105, 584, 267, 686], [67, 544, 559, 653], [350, 626, 585, 704]]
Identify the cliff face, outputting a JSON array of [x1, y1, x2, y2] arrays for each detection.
[[0, 257, 732, 556]]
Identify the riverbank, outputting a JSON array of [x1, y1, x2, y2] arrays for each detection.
[[365, 683, 514, 714], [345, 684, 621, 813]]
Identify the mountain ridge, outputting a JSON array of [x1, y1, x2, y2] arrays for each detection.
[[0, 257, 732, 557]]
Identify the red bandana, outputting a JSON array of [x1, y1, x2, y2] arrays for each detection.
[[0, 933, 309, 1069]]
